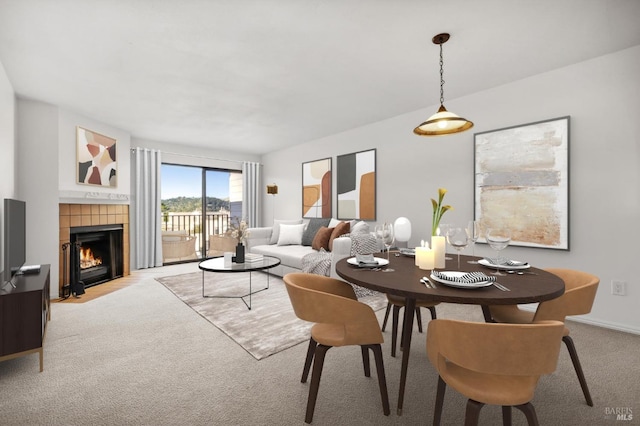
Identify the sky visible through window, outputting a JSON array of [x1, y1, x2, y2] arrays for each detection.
[[161, 164, 230, 200]]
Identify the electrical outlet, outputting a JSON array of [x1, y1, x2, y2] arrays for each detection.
[[611, 280, 626, 296]]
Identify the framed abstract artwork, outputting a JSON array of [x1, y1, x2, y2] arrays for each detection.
[[302, 157, 332, 218], [76, 126, 117, 187], [474, 116, 570, 250], [337, 149, 376, 220]]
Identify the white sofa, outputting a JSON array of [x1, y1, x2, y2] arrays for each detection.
[[244, 226, 353, 279]]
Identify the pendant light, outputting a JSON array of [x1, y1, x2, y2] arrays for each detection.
[[414, 33, 473, 136]]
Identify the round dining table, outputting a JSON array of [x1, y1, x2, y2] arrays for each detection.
[[336, 253, 565, 415]]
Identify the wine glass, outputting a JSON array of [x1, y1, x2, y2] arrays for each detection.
[[466, 220, 480, 264], [375, 223, 395, 271], [446, 227, 469, 270], [438, 223, 453, 260], [485, 228, 511, 276]]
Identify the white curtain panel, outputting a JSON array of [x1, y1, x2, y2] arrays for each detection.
[[133, 148, 163, 269], [242, 161, 261, 228]]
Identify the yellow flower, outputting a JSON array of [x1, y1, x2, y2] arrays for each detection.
[[432, 188, 453, 236]]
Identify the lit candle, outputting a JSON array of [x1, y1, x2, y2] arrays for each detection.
[[415, 245, 434, 270], [431, 235, 446, 268]]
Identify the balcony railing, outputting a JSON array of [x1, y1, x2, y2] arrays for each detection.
[[162, 212, 230, 235]]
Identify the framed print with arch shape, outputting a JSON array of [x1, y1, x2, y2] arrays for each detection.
[[302, 157, 332, 218], [77, 126, 117, 187], [474, 116, 569, 250]]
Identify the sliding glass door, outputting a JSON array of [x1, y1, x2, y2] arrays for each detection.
[[161, 164, 241, 264]]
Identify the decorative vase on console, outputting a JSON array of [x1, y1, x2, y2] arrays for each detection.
[[431, 188, 452, 269]]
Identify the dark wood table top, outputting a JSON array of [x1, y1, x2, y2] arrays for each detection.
[[336, 253, 564, 305]]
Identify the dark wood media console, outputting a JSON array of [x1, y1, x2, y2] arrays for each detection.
[[0, 264, 50, 372]]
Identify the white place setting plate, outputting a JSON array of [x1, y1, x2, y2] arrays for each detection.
[[429, 271, 494, 289], [398, 248, 415, 257], [478, 258, 530, 270], [347, 257, 390, 268]]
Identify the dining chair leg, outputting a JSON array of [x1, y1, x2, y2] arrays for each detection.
[[391, 305, 401, 357], [369, 344, 391, 416], [428, 306, 437, 320], [464, 399, 485, 426], [515, 403, 539, 426], [361, 346, 371, 377], [416, 307, 424, 333], [305, 344, 331, 424], [563, 335, 594, 406], [301, 338, 317, 383], [433, 376, 447, 426], [501, 406, 512, 426], [381, 303, 391, 331]]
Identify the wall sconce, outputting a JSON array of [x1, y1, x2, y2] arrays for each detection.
[[266, 184, 278, 195]]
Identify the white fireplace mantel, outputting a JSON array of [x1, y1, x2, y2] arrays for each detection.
[[59, 190, 130, 204]]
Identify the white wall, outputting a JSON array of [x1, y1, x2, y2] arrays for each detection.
[[0, 60, 16, 274], [16, 99, 59, 293], [262, 45, 640, 334]]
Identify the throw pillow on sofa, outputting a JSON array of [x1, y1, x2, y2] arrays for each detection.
[[312, 226, 334, 251], [328, 221, 350, 251], [277, 223, 306, 246], [301, 217, 331, 246], [269, 219, 303, 244]]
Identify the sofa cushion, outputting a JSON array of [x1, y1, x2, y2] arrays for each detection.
[[269, 219, 303, 245], [301, 217, 331, 246], [312, 226, 334, 251], [277, 223, 305, 246], [351, 220, 369, 235], [250, 244, 316, 270], [329, 221, 351, 251]]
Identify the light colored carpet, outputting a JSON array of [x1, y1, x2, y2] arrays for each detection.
[[1, 263, 638, 425], [155, 271, 387, 360]]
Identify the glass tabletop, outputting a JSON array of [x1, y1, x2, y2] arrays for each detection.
[[198, 255, 281, 273]]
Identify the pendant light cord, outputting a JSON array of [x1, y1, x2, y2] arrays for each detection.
[[439, 43, 445, 107]]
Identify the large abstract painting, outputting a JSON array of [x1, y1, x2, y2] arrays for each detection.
[[77, 126, 117, 187], [474, 117, 569, 250], [302, 157, 332, 218], [337, 149, 376, 220]]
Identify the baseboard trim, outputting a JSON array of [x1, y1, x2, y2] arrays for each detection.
[[518, 305, 640, 335]]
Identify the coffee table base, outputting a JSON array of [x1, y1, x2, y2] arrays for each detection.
[[201, 270, 271, 310]]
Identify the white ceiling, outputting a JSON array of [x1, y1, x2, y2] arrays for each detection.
[[1, 0, 639, 155]]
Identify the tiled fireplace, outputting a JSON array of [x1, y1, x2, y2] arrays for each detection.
[[59, 204, 130, 294]]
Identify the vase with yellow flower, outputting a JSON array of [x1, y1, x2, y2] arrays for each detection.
[[431, 188, 452, 268]]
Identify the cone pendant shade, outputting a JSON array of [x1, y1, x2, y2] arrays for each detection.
[[414, 105, 474, 136]]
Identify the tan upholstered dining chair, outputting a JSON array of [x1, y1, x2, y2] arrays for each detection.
[[489, 268, 599, 406], [283, 273, 390, 424], [381, 295, 438, 357], [426, 319, 565, 426]]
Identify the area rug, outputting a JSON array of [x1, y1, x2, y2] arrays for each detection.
[[155, 272, 387, 360]]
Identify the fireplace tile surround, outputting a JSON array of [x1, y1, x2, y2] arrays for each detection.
[[59, 203, 130, 294]]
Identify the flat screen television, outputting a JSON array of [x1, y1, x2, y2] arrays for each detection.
[[3, 198, 26, 286]]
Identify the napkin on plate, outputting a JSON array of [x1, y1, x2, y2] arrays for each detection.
[[356, 253, 379, 266], [484, 257, 528, 266], [432, 271, 496, 283]]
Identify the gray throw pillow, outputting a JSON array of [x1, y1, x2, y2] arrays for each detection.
[[301, 217, 331, 246]]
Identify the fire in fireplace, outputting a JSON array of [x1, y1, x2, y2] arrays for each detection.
[[70, 224, 124, 288]]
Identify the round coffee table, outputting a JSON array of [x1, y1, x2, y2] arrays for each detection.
[[198, 255, 281, 310]]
